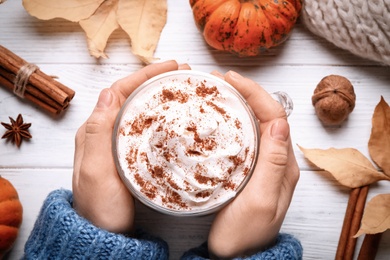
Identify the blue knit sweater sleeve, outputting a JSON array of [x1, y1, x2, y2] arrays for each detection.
[[24, 189, 302, 259], [181, 233, 303, 260], [23, 189, 169, 260]]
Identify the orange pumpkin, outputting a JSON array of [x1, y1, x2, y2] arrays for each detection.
[[190, 0, 302, 57], [0, 176, 23, 259]]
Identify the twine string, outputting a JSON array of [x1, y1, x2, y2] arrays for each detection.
[[13, 63, 39, 98]]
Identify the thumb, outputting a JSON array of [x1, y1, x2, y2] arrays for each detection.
[[248, 118, 291, 199], [82, 88, 120, 170]]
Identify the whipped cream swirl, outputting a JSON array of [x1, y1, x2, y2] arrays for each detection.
[[116, 72, 258, 213]]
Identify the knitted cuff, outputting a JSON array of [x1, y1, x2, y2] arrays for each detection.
[[181, 233, 303, 260], [23, 189, 168, 260], [301, 0, 390, 65]]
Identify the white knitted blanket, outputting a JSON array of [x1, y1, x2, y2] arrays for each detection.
[[301, 0, 390, 65]]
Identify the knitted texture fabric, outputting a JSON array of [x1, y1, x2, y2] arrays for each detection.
[[301, 0, 390, 65], [23, 189, 169, 260], [181, 234, 303, 260]]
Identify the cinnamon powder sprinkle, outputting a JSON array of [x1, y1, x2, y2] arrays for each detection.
[[163, 188, 188, 209], [134, 173, 145, 188], [223, 180, 236, 190], [152, 166, 164, 179], [194, 172, 219, 186], [194, 172, 209, 184], [203, 138, 217, 150], [134, 173, 157, 200], [195, 191, 211, 198], [196, 83, 219, 97], [206, 101, 226, 115], [163, 151, 173, 162], [126, 148, 138, 166], [119, 127, 125, 136], [130, 114, 157, 135], [185, 124, 217, 154], [167, 176, 181, 191], [186, 124, 202, 143], [161, 89, 174, 101], [234, 118, 242, 129], [243, 167, 250, 176], [187, 149, 202, 156], [161, 88, 189, 103], [186, 77, 192, 85], [229, 155, 244, 167]]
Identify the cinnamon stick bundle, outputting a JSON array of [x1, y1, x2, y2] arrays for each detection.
[[335, 185, 369, 260], [0, 45, 75, 114]]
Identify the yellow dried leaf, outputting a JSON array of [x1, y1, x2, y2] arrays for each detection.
[[368, 96, 390, 177], [354, 194, 390, 237], [117, 0, 167, 64], [79, 0, 120, 58], [298, 145, 390, 188], [22, 0, 105, 22]]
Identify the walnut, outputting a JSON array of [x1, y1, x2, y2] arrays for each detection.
[[312, 75, 356, 125]]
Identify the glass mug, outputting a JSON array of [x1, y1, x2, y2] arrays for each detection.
[[112, 70, 292, 216]]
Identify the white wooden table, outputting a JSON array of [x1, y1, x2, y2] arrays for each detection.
[[1, 1, 389, 259]]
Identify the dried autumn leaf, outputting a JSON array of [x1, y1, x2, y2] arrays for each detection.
[[79, 0, 120, 58], [22, 0, 167, 63], [22, 0, 104, 22], [368, 96, 390, 177], [117, 0, 167, 64], [298, 145, 390, 188], [354, 194, 390, 237]]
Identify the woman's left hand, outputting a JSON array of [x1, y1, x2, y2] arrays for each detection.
[[208, 71, 300, 258]]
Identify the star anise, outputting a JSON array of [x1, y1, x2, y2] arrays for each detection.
[[1, 114, 32, 147]]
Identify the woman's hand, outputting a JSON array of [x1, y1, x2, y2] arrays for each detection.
[[208, 71, 300, 258], [72, 60, 188, 235]]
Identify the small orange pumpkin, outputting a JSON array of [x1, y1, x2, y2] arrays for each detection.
[[190, 0, 302, 57], [0, 176, 23, 259]]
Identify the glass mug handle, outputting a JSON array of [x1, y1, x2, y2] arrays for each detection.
[[270, 91, 294, 117]]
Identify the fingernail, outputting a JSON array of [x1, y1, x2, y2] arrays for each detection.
[[96, 89, 113, 109], [271, 119, 289, 141], [178, 63, 191, 70], [228, 70, 243, 80], [211, 70, 224, 77]]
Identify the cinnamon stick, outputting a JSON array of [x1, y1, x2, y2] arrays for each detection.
[[336, 186, 369, 260], [0, 47, 69, 105], [0, 45, 75, 114], [357, 233, 383, 260], [29, 73, 69, 105], [36, 70, 75, 100], [344, 185, 369, 259], [336, 187, 361, 260], [0, 67, 66, 111], [0, 73, 61, 114]]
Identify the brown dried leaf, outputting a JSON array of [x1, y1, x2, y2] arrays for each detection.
[[79, 0, 120, 58], [368, 96, 390, 177], [22, 0, 105, 22], [298, 145, 390, 188], [354, 194, 390, 237], [117, 0, 167, 64]]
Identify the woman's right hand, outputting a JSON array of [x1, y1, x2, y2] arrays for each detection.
[[72, 60, 189, 235]]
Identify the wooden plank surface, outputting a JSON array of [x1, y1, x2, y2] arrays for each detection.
[[1, 0, 389, 259]]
